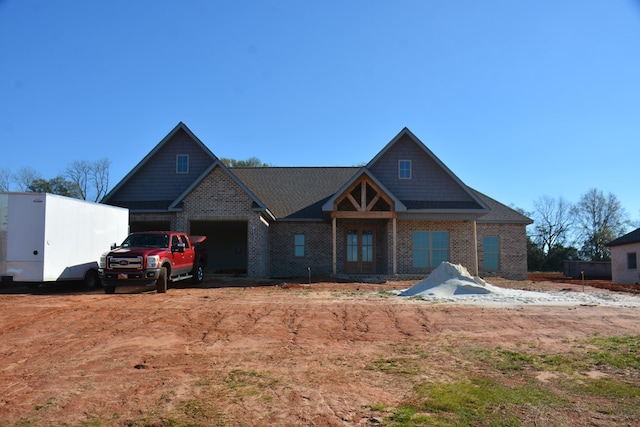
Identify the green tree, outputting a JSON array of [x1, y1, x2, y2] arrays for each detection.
[[220, 157, 269, 167], [526, 236, 545, 272], [571, 188, 630, 261], [545, 244, 579, 272], [27, 176, 82, 198]]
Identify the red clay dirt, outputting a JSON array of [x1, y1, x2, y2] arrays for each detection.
[[0, 274, 639, 426]]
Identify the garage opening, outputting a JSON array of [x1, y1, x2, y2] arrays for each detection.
[[190, 220, 248, 275]]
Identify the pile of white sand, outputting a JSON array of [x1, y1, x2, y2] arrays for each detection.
[[399, 262, 491, 298], [398, 262, 640, 307]]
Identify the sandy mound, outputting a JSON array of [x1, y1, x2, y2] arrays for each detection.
[[398, 262, 640, 306], [399, 262, 491, 297]]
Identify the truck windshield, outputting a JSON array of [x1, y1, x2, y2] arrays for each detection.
[[122, 234, 169, 248]]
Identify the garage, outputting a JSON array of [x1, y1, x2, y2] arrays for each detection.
[[190, 220, 248, 274]]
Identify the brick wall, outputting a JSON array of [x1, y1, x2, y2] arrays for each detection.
[[140, 165, 528, 280], [477, 223, 528, 280], [179, 166, 270, 278], [394, 220, 476, 275], [270, 221, 333, 278]]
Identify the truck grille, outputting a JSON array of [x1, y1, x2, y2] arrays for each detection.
[[107, 256, 143, 270]]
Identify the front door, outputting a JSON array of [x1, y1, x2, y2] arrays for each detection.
[[345, 228, 375, 274]]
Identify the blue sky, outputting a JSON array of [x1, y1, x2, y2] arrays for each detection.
[[1, 1, 639, 224]]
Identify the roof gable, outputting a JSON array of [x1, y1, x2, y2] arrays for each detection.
[[170, 161, 271, 217], [367, 128, 489, 213], [322, 168, 406, 213], [103, 122, 217, 210]]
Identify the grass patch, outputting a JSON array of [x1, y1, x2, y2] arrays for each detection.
[[404, 377, 563, 426], [586, 335, 640, 371], [378, 335, 640, 426], [365, 357, 422, 375], [366, 343, 429, 375]]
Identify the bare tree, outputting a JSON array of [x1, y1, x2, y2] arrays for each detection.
[[0, 167, 11, 191], [65, 160, 91, 200], [532, 195, 573, 255], [91, 158, 111, 202], [65, 158, 111, 201], [13, 167, 41, 191], [571, 188, 630, 261]]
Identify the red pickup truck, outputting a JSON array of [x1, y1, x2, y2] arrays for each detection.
[[99, 231, 207, 294]]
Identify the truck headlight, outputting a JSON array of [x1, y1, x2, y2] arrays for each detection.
[[147, 255, 160, 269], [99, 253, 107, 269]]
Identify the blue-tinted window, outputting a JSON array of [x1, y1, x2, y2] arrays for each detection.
[[483, 236, 499, 270], [399, 160, 411, 179], [413, 231, 448, 268], [176, 155, 189, 173], [431, 232, 449, 266], [294, 234, 305, 257]]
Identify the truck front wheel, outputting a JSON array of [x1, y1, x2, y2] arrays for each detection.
[[157, 267, 168, 293]]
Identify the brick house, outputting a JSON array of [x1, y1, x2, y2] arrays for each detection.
[[607, 228, 640, 284], [102, 122, 532, 280]]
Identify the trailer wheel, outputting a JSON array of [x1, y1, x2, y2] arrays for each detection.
[[157, 267, 168, 293], [191, 262, 204, 284], [84, 269, 100, 290], [104, 286, 115, 294]]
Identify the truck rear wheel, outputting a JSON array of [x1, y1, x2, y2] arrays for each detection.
[[157, 267, 168, 293], [191, 262, 204, 284]]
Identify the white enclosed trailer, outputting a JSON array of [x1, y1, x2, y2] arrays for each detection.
[[0, 192, 129, 288]]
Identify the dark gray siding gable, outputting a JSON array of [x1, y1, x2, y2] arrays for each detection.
[[368, 134, 474, 203], [109, 128, 216, 203]]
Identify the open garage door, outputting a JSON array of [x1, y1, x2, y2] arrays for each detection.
[[190, 220, 248, 275]]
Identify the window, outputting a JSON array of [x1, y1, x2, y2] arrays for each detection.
[[294, 234, 305, 257], [628, 252, 637, 270], [361, 230, 373, 262], [483, 236, 500, 271], [176, 154, 189, 173], [399, 160, 411, 179], [412, 231, 449, 268]]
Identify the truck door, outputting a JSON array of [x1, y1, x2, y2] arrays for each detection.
[[169, 235, 187, 273], [180, 235, 195, 272]]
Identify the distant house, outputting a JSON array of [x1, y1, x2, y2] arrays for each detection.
[[607, 228, 640, 284], [102, 122, 532, 280]]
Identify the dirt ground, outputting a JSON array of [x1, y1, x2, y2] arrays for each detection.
[[1, 274, 639, 426]]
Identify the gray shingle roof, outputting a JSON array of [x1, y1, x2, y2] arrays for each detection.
[[231, 167, 359, 219], [471, 190, 533, 224], [232, 167, 532, 224], [607, 227, 640, 247]]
